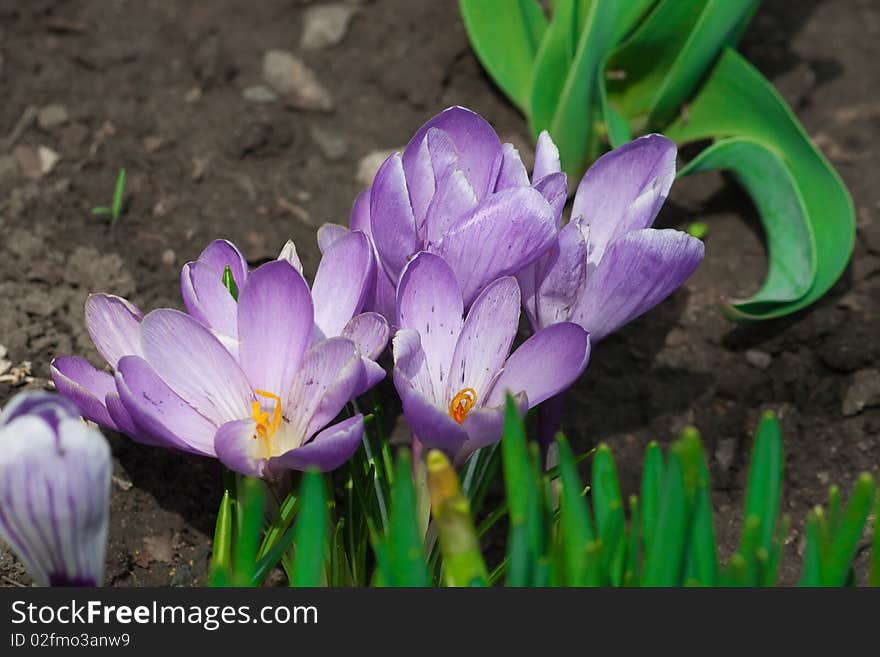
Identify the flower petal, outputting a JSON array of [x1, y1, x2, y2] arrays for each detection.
[[460, 392, 528, 457], [534, 172, 567, 227], [391, 328, 434, 402], [394, 373, 468, 456], [572, 134, 676, 266], [285, 338, 364, 447], [534, 216, 589, 329], [342, 312, 390, 360], [238, 260, 314, 407], [269, 414, 364, 473], [493, 142, 530, 191], [353, 358, 387, 397], [447, 277, 520, 403], [349, 189, 371, 234], [115, 355, 218, 455], [195, 239, 249, 288], [312, 231, 374, 339], [84, 294, 144, 368], [214, 418, 266, 478], [277, 239, 305, 274], [104, 391, 138, 438], [402, 106, 503, 201], [488, 322, 591, 408], [141, 309, 252, 425], [50, 356, 117, 429], [431, 186, 557, 306], [571, 228, 704, 341], [396, 252, 464, 401], [181, 260, 239, 338], [370, 153, 418, 283], [424, 166, 478, 246], [316, 223, 350, 255], [533, 130, 561, 182]]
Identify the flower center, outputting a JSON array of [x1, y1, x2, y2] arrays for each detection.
[[252, 390, 283, 443], [449, 388, 477, 425]]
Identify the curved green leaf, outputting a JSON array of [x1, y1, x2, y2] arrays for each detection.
[[742, 411, 784, 553], [529, 0, 579, 136], [459, 0, 547, 111], [607, 0, 760, 128], [667, 48, 855, 320], [388, 450, 430, 586], [290, 471, 327, 587]]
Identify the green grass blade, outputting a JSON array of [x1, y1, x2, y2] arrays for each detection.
[[290, 470, 327, 587], [742, 410, 784, 555], [388, 449, 430, 586], [459, 0, 547, 111], [209, 484, 235, 585], [822, 474, 875, 586], [591, 443, 625, 585], [870, 493, 879, 587], [640, 441, 664, 550], [666, 48, 855, 321], [687, 446, 718, 586], [798, 509, 823, 587], [624, 494, 641, 586], [556, 435, 595, 585], [231, 477, 266, 586], [222, 265, 239, 301], [111, 168, 126, 222]]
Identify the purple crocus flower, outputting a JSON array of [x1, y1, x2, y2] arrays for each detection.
[[0, 391, 110, 586], [358, 106, 568, 314], [518, 134, 705, 340], [392, 252, 590, 463], [52, 251, 386, 477]]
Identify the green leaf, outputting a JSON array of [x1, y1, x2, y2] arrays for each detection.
[[640, 441, 664, 549], [528, 0, 579, 138], [209, 480, 235, 585], [742, 411, 784, 555], [870, 493, 879, 587], [231, 477, 266, 586], [290, 471, 327, 587], [459, 0, 547, 111], [642, 442, 688, 586], [591, 443, 625, 585], [799, 509, 823, 587], [822, 474, 874, 586], [666, 48, 855, 320], [686, 443, 718, 586], [556, 435, 595, 585], [624, 495, 641, 586], [598, 73, 632, 148], [607, 0, 760, 128], [111, 168, 126, 222], [388, 449, 430, 586], [610, 0, 660, 43], [427, 450, 489, 587]]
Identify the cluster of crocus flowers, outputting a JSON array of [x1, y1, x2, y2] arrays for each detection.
[[0, 391, 110, 586], [52, 236, 389, 478]]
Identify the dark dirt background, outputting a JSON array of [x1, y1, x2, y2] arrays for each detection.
[[1, 0, 877, 586]]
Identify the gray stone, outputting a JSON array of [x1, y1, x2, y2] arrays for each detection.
[[745, 349, 772, 370], [310, 124, 349, 161], [37, 103, 69, 130], [301, 3, 357, 50], [242, 84, 278, 104], [842, 368, 880, 416], [262, 49, 333, 112]]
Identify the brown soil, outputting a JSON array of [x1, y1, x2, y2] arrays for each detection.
[[0, 0, 877, 586]]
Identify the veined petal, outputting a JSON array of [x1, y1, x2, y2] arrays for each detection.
[[533, 130, 561, 182], [571, 228, 704, 341], [181, 260, 239, 338], [140, 309, 252, 425], [460, 392, 528, 457], [572, 134, 676, 266], [447, 277, 520, 403], [534, 217, 589, 329], [488, 323, 590, 408], [238, 260, 314, 408], [353, 358, 386, 397], [431, 186, 557, 306], [342, 312, 390, 360], [269, 414, 364, 473], [104, 391, 138, 438], [396, 252, 464, 400], [391, 328, 435, 403], [370, 153, 417, 283], [195, 239, 249, 289], [349, 189, 372, 235], [394, 373, 468, 456], [316, 223, 350, 255], [50, 356, 117, 429], [84, 294, 144, 368], [493, 142, 530, 191], [534, 172, 567, 227], [424, 167, 478, 246], [215, 418, 266, 478], [402, 106, 503, 201], [115, 356, 218, 456], [312, 231, 374, 339]]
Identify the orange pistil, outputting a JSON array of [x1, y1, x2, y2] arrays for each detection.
[[449, 388, 477, 425], [252, 389, 283, 442]]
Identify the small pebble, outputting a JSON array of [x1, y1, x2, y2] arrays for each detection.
[[842, 368, 880, 416], [262, 49, 333, 112], [37, 103, 69, 130], [310, 124, 349, 161], [301, 3, 357, 50], [745, 349, 772, 370], [161, 249, 176, 267], [242, 85, 278, 104], [356, 148, 399, 188], [38, 146, 60, 175]]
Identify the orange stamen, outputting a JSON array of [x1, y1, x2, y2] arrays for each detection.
[[449, 388, 477, 425], [252, 390, 283, 441]]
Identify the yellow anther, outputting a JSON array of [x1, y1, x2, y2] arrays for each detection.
[[252, 390, 283, 441], [449, 388, 477, 425]]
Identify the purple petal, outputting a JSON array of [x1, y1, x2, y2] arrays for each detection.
[[572, 134, 676, 266], [402, 106, 503, 201], [353, 358, 387, 397], [312, 231, 374, 339], [424, 167, 478, 246], [488, 323, 591, 408], [104, 391, 138, 438], [0, 413, 110, 587], [238, 260, 313, 407], [316, 223, 350, 255], [195, 239, 249, 288], [181, 260, 239, 338], [342, 312, 390, 360], [349, 189, 372, 235], [391, 328, 436, 403], [571, 228, 704, 341], [534, 172, 567, 227], [493, 142, 530, 191], [533, 130, 562, 182], [50, 356, 117, 429], [286, 338, 364, 443], [396, 252, 463, 400], [115, 355, 218, 455], [430, 186, 557, 306], [141, 309, 252, 425], [370, 153, 417, 283], [534, 217, 589, 329], [269, 414, 364, 473], [448, 277, 520, 403], [214, 418, 266, 478], [460, 392, 528, 457], [84, 294, 144, 368], [394, 373, 467, 456], [0, 390, 79, 428]]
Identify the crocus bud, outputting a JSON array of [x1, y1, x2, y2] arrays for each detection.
[[0, 391, 111, 586]]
